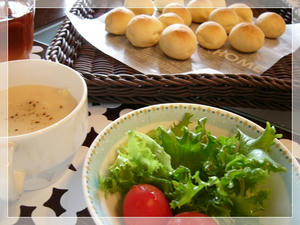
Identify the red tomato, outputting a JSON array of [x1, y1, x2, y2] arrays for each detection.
[[166, 212, 218, 225], [123, 184, 172, 225], [123, 184, 173, 217], [175, 212, 209, 217]]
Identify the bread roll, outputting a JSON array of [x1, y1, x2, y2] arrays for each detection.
[[187, 0, 214, 23], [105, 7, 135, 35], [229, 22, 265, 53], [228, 3, 253, 22], [159, 12, 184, 29], [124, 0, 155, 15], [255, 12, 286, 38], [154, 0, 184, 13], [163, 3, 192, 26], [196, 21, 227, 49], [209, 8, 240, 33], [210, 0, 226, 7], [126, 15, 163, 47], [159, 24, 197, 60]]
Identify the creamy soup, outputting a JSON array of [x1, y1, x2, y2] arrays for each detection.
[[7, 85, 77, 136]]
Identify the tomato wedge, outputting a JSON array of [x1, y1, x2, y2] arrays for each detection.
[[166, 212, 218, 225]]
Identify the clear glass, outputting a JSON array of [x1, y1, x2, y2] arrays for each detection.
[[0, 0, 35, 61]]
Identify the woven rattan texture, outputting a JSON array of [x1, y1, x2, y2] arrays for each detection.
[[46, 2, 293, 110]]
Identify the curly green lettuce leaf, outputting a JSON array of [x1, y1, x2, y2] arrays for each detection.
[[231, 190, 270, 216], [237, 122, 282, 154], [127, 130, 172, 172], [247, 149, 286, 172], [171, 112, 193, 137], [149, 117, 218, 175], [99, 130, 173, 194]]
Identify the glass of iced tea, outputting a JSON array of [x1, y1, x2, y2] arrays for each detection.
[[0, 0, 34, 61]]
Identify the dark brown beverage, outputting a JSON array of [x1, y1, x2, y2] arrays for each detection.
[[0, 1, 34, 61]]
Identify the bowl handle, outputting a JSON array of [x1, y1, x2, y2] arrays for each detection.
[[0, 142, 26, 202]]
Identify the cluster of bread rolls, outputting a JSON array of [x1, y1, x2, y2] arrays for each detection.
[[105, 0, 286, 60], [207, 3, 286, 53]]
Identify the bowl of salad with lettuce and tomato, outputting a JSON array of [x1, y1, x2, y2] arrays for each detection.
[[83, 103, 299, 225]]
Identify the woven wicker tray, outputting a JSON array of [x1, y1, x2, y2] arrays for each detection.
[[46, 0, 294, 110]]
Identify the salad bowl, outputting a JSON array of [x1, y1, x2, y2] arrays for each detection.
[[82, 103, 300, 225]]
